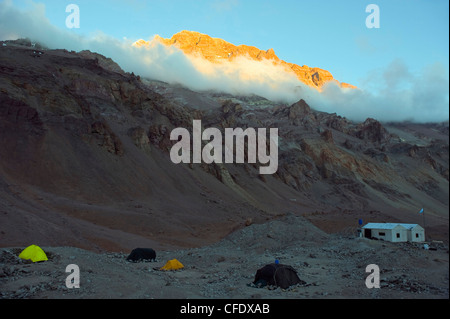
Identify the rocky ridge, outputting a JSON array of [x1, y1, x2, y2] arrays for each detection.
[[0, 40, 448, 256], [134, 31, 357, 90]]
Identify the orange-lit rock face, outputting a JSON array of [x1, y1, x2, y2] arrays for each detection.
[[134, 30, 356, 90]]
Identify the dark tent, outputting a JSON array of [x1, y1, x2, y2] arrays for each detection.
[[253, 263, 304, 289], [126, 248, 156, 262]]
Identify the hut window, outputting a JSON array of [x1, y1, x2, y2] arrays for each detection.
[[379, 232, 385, 236], [396, 233, 400, 238]]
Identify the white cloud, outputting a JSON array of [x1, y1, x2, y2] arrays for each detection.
[[1, 0, 448, 123], [311, 60, 449, 123]]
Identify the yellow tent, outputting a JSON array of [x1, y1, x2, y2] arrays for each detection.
[[160, 259, 184, 271], [19, 245, 48, 262]]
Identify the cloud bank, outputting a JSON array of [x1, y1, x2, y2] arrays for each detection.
[[1, 0, 448, 123], [315, 60, 449, 123]]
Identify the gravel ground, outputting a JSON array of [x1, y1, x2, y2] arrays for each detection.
[[1, 215, 448, 299]]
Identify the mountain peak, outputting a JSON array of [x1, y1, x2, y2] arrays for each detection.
[[134, 30, 356, 90]]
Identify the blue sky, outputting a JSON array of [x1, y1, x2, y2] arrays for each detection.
[[10, 0, 448, 88]]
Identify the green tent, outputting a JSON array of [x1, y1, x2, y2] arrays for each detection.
[[19, 245, 48, 262]]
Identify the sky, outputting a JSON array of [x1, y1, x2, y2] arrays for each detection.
[[1, 0, 449, 122]]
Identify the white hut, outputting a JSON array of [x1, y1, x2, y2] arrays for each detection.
[[362, 223, 425, 242], [362, 223, 408, 242], [398, 224, 425, 242]]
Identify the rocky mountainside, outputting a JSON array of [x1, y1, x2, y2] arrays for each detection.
[[134, 31, 356, 89], [0, 41, 448, 254]]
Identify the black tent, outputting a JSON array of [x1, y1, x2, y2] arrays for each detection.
[[253, 263, 305, 289], [126, 248, 156, 262]]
